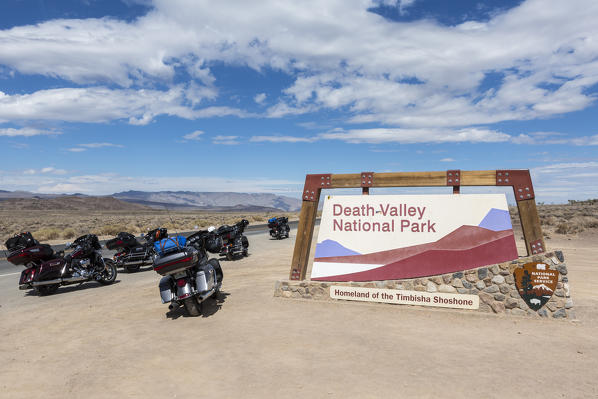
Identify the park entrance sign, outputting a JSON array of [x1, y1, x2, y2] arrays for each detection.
[[278, 170, 576, 319], [311, 194, 518, 281]]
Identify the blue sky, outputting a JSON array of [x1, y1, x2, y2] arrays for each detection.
[[0, 0, 597, 202]]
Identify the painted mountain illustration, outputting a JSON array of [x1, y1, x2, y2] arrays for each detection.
[[312, 225, 518, 281], [531, 284, 555, 296], [532, 283, 553, 292], [315, 239, 361, 258], [478, 208, 513, 231]]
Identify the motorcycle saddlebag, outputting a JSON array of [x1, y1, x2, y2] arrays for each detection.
[[153, 247, 198, 276], [154, 235, 187, 257], [106, 232, 138, 250]]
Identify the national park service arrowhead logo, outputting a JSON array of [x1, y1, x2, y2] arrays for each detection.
[[514, 262, 559, 311]]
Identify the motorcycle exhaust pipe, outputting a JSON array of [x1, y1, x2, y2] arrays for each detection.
[[31, 278, 62, 286], [122, 260, 146, 266], [31, 276, 87, 286]]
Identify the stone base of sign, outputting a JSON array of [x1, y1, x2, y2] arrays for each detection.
[[274, 250, 576, 319]]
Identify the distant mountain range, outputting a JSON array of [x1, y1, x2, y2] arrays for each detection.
[[0, 190, 302, 212]]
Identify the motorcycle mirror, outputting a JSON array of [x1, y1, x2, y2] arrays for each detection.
[[194, 225, 198, 230]]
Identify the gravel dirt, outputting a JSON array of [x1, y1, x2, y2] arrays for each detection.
[[0, 228, 596, 398]]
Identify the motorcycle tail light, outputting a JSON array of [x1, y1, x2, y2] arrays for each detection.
[[176, 278, 188, 287]]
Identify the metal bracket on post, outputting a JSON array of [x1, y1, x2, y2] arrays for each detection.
[[290, 269, 301, 280], [530, 239, 545, 255], [447, 170, 460, 194], [496, 170, 534, 201], [303, 174, 332, 202], [361, 172, 373, 195]]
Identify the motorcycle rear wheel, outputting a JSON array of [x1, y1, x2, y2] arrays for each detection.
[[98, 259, 117, 285], [183, 297, 201, 316], [35, 284, 59, 296]]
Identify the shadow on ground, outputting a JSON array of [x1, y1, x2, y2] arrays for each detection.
[[166, 291, 230, 320], [24, 280, 122, 296]]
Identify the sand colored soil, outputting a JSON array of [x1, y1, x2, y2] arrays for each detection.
[[0, 229, 596, 398]]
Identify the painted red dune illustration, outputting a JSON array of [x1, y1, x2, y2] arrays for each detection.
[[312, 225, 518, 281]]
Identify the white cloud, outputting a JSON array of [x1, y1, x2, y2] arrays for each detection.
[[19, 167, 68, 175], [0, 0, 596, 142], [0, 86, 236, 125], [212, 135, 240, 145], [0, 127, 61, 136], [531, 162, 598, 202], [250, 135, 316, 143], [66, 142, 124, 152], [510, 131, 598, 145], [79, 142, 124, 148], [319, 127, 511, 144], [440, 158, 455, 162], [254, 93, 267, 104], [182, 130, 204, 141]]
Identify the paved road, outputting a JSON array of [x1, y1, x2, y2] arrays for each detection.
[[0, 220, 304, 276]]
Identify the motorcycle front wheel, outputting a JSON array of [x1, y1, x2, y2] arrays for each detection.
[[98, 259, 117, 285], [183, 297, 201, 316]]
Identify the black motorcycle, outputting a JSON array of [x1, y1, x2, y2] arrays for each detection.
[[153, 234, 223, 317], [8, 233, 117, 295], [106, 228, 167, 273], [214, 219, 249, 260], [268, 216, 290, 239]]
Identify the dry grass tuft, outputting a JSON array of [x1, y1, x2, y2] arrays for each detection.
[[32, 227, 61, 241]]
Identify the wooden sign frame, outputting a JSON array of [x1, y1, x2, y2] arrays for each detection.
[[289, 169, 545, 280]]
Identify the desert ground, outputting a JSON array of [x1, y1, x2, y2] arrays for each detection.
[[0, 218, 597, 398]]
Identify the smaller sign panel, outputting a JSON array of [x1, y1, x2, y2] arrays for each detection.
[[330, 286, 479, 310], [514, 262, 559, 311]]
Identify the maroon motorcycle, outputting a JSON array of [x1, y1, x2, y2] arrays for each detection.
[[6, 232, 117, 296]]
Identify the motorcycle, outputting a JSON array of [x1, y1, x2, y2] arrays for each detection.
[[214, 219, 250, 260], [106, 228, 167, 273], [7, 232, 117, 295], [153, 234, 223, 317], [268, 216, 290, 239]]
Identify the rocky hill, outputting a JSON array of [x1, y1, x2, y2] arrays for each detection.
[[112, 190, 302, 211], [0, 190, 303, 212]]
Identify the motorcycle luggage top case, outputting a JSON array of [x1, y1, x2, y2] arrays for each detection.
[[7, 244, 55, 265], [106, 232, 139, 250], [153, 247, 198, 276], [5, 232, 37, 251], [154, 235, 187, 256]]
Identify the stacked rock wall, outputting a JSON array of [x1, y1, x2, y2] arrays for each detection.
[[274, 250, 575, 319]]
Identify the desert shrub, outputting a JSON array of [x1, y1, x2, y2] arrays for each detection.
[[540, 215, 559, 226], [250, 215, 266, 223], [33, 228, 60, 241], [99, 224, 132, 236], [555, 222, 583, 235], [62, 228, 76, 239]]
